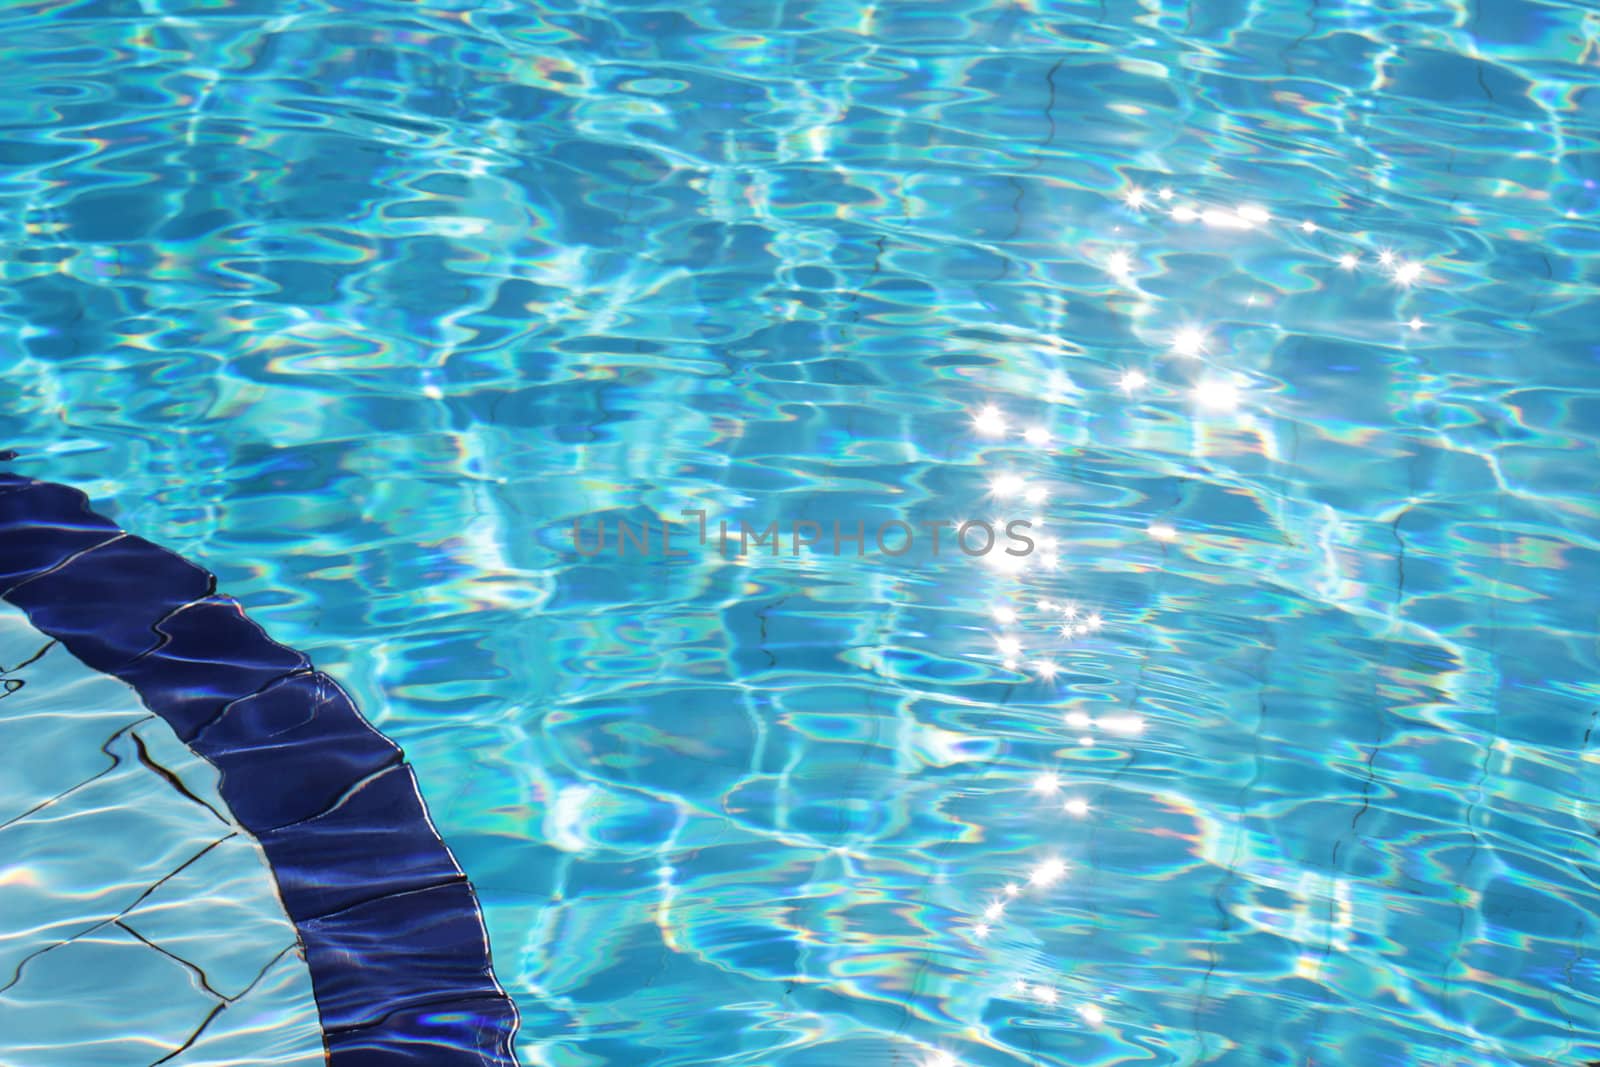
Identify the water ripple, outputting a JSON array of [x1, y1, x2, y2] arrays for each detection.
[[4, 0, 1600, 1064]]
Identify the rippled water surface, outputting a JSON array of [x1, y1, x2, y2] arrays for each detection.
[[5, 0, 1600, 1064]]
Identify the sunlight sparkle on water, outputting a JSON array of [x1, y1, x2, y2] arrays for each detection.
[[1029, 858, 1069, 887], [983, 550, 1031, 575], [1100, 714, 1145, 736], [1192, 379, 1241, 413], [973, 405, 1007, 437], [990, 473, 1025, 499], [1171, 326, 1207, 357], [1201, 207, 1252, 229]]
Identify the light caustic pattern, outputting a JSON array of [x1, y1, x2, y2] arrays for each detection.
[[4, 1, 1600, 1066]]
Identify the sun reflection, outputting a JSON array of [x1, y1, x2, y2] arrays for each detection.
[[973, 404, 1007, 436], [1201, 207, 1250, 229], [954, 181, 1381, 1040], [990, 473, 1025, 499], [1099, 714, 1145, 736], [1192, 379, 1241, 413], [1170, 326, 1207, 357], [1029, 858, 1069, 887]]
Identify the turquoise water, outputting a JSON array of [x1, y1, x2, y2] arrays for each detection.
[[4, 0, 1600, 1064]]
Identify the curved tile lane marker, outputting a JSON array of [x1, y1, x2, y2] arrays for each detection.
[[0, 469, 521, 1066]]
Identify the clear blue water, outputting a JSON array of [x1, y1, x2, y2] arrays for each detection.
[[4, 0, 1600, 1064]]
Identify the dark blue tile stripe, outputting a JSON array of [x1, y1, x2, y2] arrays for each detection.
[[0, 473, 520, 1065]]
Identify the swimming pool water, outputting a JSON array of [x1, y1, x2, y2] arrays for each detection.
[[4, 0, 1600, 1064]]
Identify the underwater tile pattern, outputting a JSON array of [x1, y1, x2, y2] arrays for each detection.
[[3, 0, 1600, 1065], [0, 476, 518, 1063], [0, 599, 323, 1065]]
